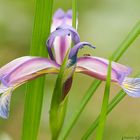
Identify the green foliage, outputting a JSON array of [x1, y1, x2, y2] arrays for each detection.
[[72, 0, 77, 29], [95, 61, 111, 140], [82, 73, 140, 139], [59, 80, 101, 140], [81, 91, 126, 140], [49, 52, 69, 140], [22, 0, 54, 140], [59, 21, 140, 139]]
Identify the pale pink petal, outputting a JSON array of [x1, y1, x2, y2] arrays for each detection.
[[75, 56, 131, 83], [0, 57, 59, 86], [0, 56, 32, 77], [0, 57, 59, 119]]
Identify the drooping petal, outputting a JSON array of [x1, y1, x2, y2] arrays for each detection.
[[0, 56, 33, 78], [0, 56, 59, 86], [0, 56, 59, 118], [68, 42, 96, 66], [75, 56, 131, 83], [50, 9, 74, 64], [121, 77, 140, 97], [47, 24, 80, 64], [0, 87, 12, 119]]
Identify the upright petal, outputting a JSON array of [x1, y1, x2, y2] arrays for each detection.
[[51, 9, 72, 31], [75, 56, 131, 83], [50, 9, 74, 64], [47, 25, 80, 64], [0, 56, 59, 118]]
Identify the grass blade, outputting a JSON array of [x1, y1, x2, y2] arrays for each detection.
[[95, 61, 111, 140], [72, 0, 77, 29], [111, 21, 140, 61], [81, 73, 140, 139], [59, 21, 140, 139], [81, 91, 126, 140], [22, 0, 54, 140]]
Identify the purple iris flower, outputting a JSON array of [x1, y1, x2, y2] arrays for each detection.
[[0, 9, 140, 119]]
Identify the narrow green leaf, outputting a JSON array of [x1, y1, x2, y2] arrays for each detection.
[[22, 1, 54, 140], [59, 21, 140, 139], [111, 20, 140, 61], [95, 61, 111, 140], [81, 91, 126, 140], [81, 73, 140, 139], [72, 0, 77, 29]]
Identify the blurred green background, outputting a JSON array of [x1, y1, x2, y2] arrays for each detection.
[[0, 0, 140, 139]]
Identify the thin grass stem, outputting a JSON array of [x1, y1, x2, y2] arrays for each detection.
[[95, 61, 111, 140]]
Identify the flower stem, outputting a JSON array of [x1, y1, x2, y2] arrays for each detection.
[[59, 20, 140, 139], [50, 53, 69, 140], [95, 61, 111, 140], [22, 0, 54, 140]]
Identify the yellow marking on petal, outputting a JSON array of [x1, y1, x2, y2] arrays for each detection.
[[1, 87, 12, 97], [123, 83, 134, 90], [36, 68, 59, 74]]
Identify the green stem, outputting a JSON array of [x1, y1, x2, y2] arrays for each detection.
[[59, 21, 140, 139], [95, 61, 111, 140], [50, 54, 69, 140], [72, 0, 77, 29], [22, 0, 54, 140]]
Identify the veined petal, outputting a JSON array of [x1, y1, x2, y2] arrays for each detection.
[[51, 9, 72, 31], [0, 86, 12, 119], [75, 56, 131, 83], [47, 24, 80, 64], [1, 56, 59, 86], [0, 56, 32, 78], [50, 9, 74, 64], [121, 77, 140, 97], [0, 56, 59, 118]]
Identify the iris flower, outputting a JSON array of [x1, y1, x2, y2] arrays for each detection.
[[0, 9, 140, 119]]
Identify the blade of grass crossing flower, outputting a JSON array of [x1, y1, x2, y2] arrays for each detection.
[[50, 52, 69, 140], [72, 0, 77, 29], [22, 0, 54, 140], [95, 60, 111, 140], [111, 20, 140, 61], [59, 21, 140, 139], [81, 74, 140, 139]]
